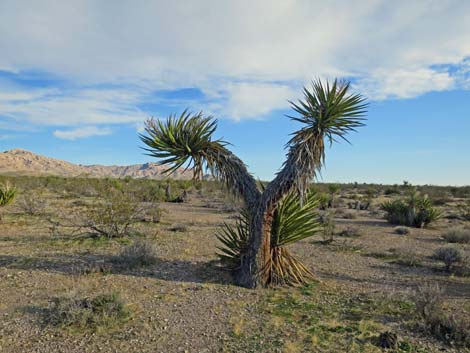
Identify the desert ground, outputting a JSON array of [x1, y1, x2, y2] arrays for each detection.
[[0, 176, 469, 353]]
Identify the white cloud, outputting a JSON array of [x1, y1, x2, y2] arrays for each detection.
[[53, 126, 112, 140], [221, 82, 296, 120], [0, 0, 469, 123], [0, 86, 147, 125], [356, 68, 455, 100]]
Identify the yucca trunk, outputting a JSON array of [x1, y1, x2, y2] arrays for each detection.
[[235, 201, 273, 288]]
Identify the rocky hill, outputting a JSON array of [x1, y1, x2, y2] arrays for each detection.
[[0, 149, 191, 179]]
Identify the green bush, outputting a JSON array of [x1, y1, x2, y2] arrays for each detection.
[[381, 191, 440, 228]]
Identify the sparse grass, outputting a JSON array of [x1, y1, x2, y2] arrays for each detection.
[[442, 227, 470, 244], [113, 239, 158, 269], [411, 284, 470, 348], [169, 223, 188, 232], [394, 226, 411, 235], [337, 226, 362, 238], [240, 283, 424, 353], [432, 246, 464, 272], [43, 292, 130, 333], [392, 250, 422, 267]]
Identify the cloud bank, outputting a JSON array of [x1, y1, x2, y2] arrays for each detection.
[[0, 0, 469, 133]]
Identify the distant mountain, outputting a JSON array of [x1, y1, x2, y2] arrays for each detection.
[[0, 149, 192, 179]]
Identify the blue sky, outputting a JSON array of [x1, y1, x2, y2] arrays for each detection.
[[0, 1, 469, 185]]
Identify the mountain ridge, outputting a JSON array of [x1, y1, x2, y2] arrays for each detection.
[[0, 148, 191, 179]]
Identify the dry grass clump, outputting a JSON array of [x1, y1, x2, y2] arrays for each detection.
[[442, 227, 470, 244], [44, 292, 130, 332], [114, 240, 158, 269], [412, 284, 470, 348], [432, 246, 464, 272], [394, 226, 411, 235], [169, 223, 188, 232], [336, 226, 361, 238]]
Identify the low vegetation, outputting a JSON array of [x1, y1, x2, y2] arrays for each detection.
[[0, 174, 468, 352], [412, 284, 470, 348], [44, 292, 130, 333], [381, 190, 441, 228], [442, 227, 470, 244], [113, 240, 158, 269], [0, 182, 17, 220], [432, 246, 464, 272]]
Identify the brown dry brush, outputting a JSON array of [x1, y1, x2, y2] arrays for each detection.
[[140, 78, 367, 288]]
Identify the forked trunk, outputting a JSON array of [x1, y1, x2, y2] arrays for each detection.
[[234, 199, 274, 288]]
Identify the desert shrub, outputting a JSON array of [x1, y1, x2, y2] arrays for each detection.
[[44, 292, 130, 332], [393, 250, 421, 267], [381, 190, 440, 228], [169, 223, 188, 232], [412, 284, 470, 347], [336, 226, 361, 237], [342, 210, 357, 219], [394, 226, 411, 235], [318, 192, 332, 210], [16, 193, 47, 216], [77, 192, 147, 238], [114, 240, 157, 269], [384, 187, 400, 196], [433, 246, 463, 271], [442, 227, 470, 244], [319, 211, 336, 243], [458, 200, 470, 221]]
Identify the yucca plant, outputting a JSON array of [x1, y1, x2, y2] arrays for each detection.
[[140, 78, 367, 288], [217, 192, 321, 286], [0, 182, 17, 221], [381, 189, 441, 228]]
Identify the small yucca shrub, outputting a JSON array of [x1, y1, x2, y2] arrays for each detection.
[[0, 182, 17, 221], [381, 190, 440, 228], [0, 182, 17, 206]]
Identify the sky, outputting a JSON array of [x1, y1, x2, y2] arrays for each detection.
[[0, 0, 469, 186]]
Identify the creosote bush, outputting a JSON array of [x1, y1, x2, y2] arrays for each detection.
[[432, 246, 463, 272], [44, 292, 130, 332], [81, 192, 147, 238], [442, 227, 470, 244], [412, 284, 470, 347], [16, 193, 47, 216], [114, 240, 158, 269], [381, 189, 440, 228], [458, 200, 470, 221]]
